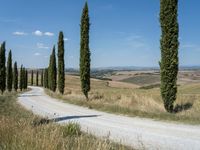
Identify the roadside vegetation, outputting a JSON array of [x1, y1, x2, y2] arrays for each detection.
[[0, 92, 132, 150]]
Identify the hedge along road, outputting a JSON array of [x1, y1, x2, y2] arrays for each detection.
[[18, 86, 200, 150]]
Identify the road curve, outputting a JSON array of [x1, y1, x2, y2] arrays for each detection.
[[18, 86, 200, 150]]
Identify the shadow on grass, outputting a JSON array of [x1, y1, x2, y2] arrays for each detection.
[[174, 102, 193, 113], [32, 115, 100, 126]]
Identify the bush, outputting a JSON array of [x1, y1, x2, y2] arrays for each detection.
[[62, 122, 81, 137]]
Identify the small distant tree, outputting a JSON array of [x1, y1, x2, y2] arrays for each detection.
[[80, 2, 91, 100], [31, 70, 34, 85], [7, 50, 13, 92], [13, 62, 18, 91], [25, 70, 28, 89], [19, 65, 23, 91], [58, 31, 65, 94], [22, 67, 26, 89], [36, 70, 39, 86], [0, 42, 6, 94], [41, 70, 43, 87], [48, 55, 52, 89], [160, 0, 179, 112]]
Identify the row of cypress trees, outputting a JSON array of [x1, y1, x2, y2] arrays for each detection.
[[0, 42, 28, 94], [0, 1, 179, 113], [31, 31, 65, 94], [30, 3, 91, 101]]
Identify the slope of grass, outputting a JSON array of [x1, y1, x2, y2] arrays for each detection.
[[0, 92, 132, 150], [46, 75, 200, 124]]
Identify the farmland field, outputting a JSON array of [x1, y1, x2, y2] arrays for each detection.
[[46, 70, 200, 124]]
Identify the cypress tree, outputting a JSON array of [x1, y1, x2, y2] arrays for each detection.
[[7, 50, 13, 92], [13, 62, 18, 91], [160, 0, 179, 113], [31, 70, 34, 85], [36, 70, 39, 86], [22, 67, 26, 89], [44, 68, 49, 88], [80, 2, 91, 100], [48, 56, 52, 89], [25, 70, 28, 89], [0, 42, 6, 94], [19, 65, 23, 91], [41, 70, 43, 87], [49, 46, 57, 92], [58, 31, 65, 94]]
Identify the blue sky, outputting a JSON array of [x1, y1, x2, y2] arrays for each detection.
[[0, 0, 200, 68]]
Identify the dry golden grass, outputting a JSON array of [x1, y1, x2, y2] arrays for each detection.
[[0, 92, 132, 150], [46, 75, 200, 124]]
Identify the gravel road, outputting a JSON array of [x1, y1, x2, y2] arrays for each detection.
[[18, 86, 200, 150]]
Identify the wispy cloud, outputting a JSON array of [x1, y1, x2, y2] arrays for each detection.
[[37, 43, 49, 49], [13, 31, 27, 36], [44, 32, 54, 36], [33, 30, 54, 37], [125, 35, 147, 48], [34, 52, 41, 56], [181, 44, 196, 49]]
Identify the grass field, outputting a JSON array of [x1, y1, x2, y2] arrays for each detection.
[[0, 91, 131, 150], [46, 74, 200, 124]]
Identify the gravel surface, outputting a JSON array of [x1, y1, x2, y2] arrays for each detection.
[[18, 86, 200, 150]]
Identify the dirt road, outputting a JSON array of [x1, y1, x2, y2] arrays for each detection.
[[18, 86, 200, 150]]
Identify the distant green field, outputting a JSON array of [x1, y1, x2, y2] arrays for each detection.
[[121, 75, 160, 86]]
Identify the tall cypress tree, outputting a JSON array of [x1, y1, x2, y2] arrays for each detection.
[[0, 42, 6, 94], [13, 62, 18, 91], [31, 70, 34, 85], [36, 70, 39, 86], [7, 50, 13, 92], [80, 2, 91, 100], [49, 46, 57, 92], [19, 65, 23, 91], [160, 0, 179, 113], [58, 31, 65, 94], [44, 68, 49, 88], [41, 70, 43, 87]]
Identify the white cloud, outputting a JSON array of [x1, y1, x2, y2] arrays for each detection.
[[34, 52, 41, 56], [13, 31, 27, 36], [33, 30, 43, 36], [44, 32, 54, 36], [33, 30, 54, 37], [64, 38, 69, 41], [37, 43, 49, 49]]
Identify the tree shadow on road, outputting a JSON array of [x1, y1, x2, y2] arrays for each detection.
[[174, 102, 193, 113], [32, 115, 100, 126]]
